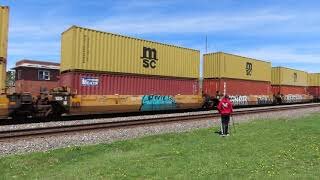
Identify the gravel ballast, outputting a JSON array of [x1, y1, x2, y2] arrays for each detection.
[[0, 105, 319, 156], [0, 103, 316, 132]]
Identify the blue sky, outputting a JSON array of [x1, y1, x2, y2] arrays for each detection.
[[2, 0, 320, 74]]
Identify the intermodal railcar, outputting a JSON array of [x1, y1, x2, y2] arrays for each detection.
[[0, 6, 317, 120]]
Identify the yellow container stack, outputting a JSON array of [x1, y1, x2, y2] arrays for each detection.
[[272, 67, 308, 86], [0, 6, 9, 93], [203, 52, 271, 82], [61, 26, 200, 79]]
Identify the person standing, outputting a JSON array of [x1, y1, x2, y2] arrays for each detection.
[[217, 95, 234, 136]]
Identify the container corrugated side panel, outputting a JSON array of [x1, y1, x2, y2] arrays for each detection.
[[204, 52, 271, 82], [308, 73, 315, 86], [271, 67, 280, 85], [315, 74, 320, 86], [0, 6, 9, 92], [308, 87, 320, 98], [308, 73, 320, 86], [272, 85, 308, 95], [0, 6, 8, 59], [272, 67, 308, 86], [0, 59, 5, 92], [203, 53, 221, 78], [61, 27, 75, 72], [60, 71, 199, 95], [221, 53, 271, 82], [203, 78, 271, 97], [61, 26, 199, 78]]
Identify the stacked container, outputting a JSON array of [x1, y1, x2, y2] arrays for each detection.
[[0, 6, 9, 93], [60, 26, 202, 114], [0, 6, 9, 118], [203, 52, 273, 106], [307, 73, 320, 101], [271, 67, 312, 103]]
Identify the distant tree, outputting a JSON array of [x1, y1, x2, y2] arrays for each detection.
[[6, 70, 15, 87]]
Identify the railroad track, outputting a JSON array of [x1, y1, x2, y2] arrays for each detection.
[[0, 103, 319, 140]]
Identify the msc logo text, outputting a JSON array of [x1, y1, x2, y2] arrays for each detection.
[[246, 62, 253, 76], [293, 72, 298, 82], [141, 47, 158, 69]]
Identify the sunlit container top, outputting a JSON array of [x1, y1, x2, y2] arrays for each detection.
[[203, 52, 271, 82], [61, 26, 200, 78], [308, 73, 320, 86], [0, 6, 9, 59], [271, 67, 308, 86]]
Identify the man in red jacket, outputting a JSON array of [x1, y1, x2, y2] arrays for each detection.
[[217, 95, 234, 136]]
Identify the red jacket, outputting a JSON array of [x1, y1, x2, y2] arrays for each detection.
[[217, 98, 234, 115]]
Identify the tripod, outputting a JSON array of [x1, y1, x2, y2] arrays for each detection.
[[229, 115, 236, 134]]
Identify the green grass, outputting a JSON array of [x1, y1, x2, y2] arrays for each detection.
[[1, 114, 320, 179]]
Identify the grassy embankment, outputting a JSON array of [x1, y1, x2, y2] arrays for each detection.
[[1, 114, 319, 179]]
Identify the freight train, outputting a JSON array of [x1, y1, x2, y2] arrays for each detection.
[[0, 6, 319, 120]]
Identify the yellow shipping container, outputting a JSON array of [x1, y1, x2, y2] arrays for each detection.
[[272, 67, 308, 86], [0, 6, 9, 92], [203, 52, 271, 82], [61, 26, 200, 78], [308, 73, 320, 86]]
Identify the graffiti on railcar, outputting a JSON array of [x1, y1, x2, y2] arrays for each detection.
[[282, 94, 303, 103], [229, 95, 273, 106], [229, 95, 248, 106], [257, 96, 272, 105], [140, 95, 177, 111]]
